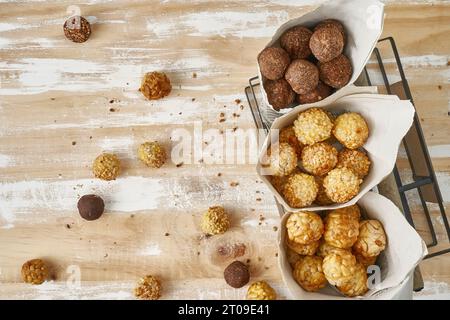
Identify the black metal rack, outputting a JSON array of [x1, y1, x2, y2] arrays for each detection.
[[245, 37, 449, 260]]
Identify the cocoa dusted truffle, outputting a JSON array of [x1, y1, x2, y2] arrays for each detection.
[[310, 23, 344, 62], [224, 261, 250, 288], [285, 59, 319, 95], [140, 71, 172, 100], [77, 194, 105, 221], [318, 54, 352, 88], [280, 26, 312, 59], [297, 81, 331, 104], [314, 19, 346, 42], [264, 79, 295, 110], [63, 16, 91, 43], [258, 47, 290, 80]]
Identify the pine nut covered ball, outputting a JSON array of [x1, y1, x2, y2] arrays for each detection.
[[337, 262, 368, 297], [92, 153, 121, 181], [337, 149, 371, 179], [269, 142, 298, 177], [285, 59, 319, 95], [353, 220, 387, 258], [293, 108, 333, 145], [319, 54, 352, 88], [21, 259, 49, 285], [247, 281, 277, 300], [138, 141, 166, 168], [297, 81, 332, 105], [317, 241, 348, 258], [328, 204, 361, 221], [140, 71, 172, 100], [264, 79, 296, 110], [310, 23, 344, 62], [323, 167, 362, 203], [293, 256, 327, 292], [280, 26, 312, 59], [134, 275, 162, 300], [324, 212, 359, 249], [314, 176, 334, 206], [286, 237, 320, 256], [322, 250, 358, 287], [200, 206, 230, 235], [333, 112, 369, 150], [301, 142, 338, 176], [279, 126, 304, 158], [286, 211, 323, 244], [283, 173, 318, 208], [258, 47, 290, 80]]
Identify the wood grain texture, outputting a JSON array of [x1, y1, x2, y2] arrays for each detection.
[[0, 0, 449, 300]]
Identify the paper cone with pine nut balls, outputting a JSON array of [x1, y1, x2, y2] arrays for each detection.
[[257, 93, 415, 212], [277, 192, 427, 299]]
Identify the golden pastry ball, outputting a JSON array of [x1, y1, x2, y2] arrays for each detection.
[[317, 240, 348, 258], [328, 204, 361, 221], [92, 153, 121, 181], [283, 172, 318, 208], [353, 220, 387, 258], [293, 108, 333, 145], [247, 281, 277, 300], [337, 148, 371, 179], [322, 250, 358, 287], [285, 211, 324, 244], [293, 256, 327, 292], [140, 71, 172, 100], [301, 142, 338, 176], [138, 141, 166, 168], [269, 142, 298, 177], [200, 206, 230, 235], [323, 167, 362, 203], [337, 262, 368, 297], [134, 275, 162, 300], [324, 212, 359, 249], [332, 112, 369, 149], [286, 237, 320, 256]]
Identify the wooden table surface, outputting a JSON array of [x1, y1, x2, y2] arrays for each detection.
[[0, 0, 449, 300]]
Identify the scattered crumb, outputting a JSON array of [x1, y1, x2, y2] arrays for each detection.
[[246, 259, 251, 264], [265, 266, 269, 270], [50, 98, 56, 101], [130, 214, 135, 218], [217, 173, 222, 177], [198, 158, 204, 163], [104, 253, 108, 258], [197, 252, 201, 255], [192, 72, 197, 78], [109, 108, 116, 112], [273, 226, 278, 232], [89, 136, 93, 140], [235, 99, 241, 104], [256, 198, 262, 201], [71, 141, 76, 146], [219, 118, 226, 123], [275, 253, 278, 257], [230, 182, 239, 187], [219, 112, 225, 118], [176, 162, 184, 168], [240, 105, 244, 110], [192, 98, 196, 101], [438, 85, 442, 90], [109, 99, 114, 104], [165, 233, 170, 237], [256, 190, 260, 194], [66, 224, 71, 229]]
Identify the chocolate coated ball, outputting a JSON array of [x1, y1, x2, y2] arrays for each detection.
[[264, 78, 296, 110], [280, 26, 312, 59], [224, 261, 250, 288], [258, 47, 290, 80], [285, 59, 319, 95], [77, 194, 105, 221]]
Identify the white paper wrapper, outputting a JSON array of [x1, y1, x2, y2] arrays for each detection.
[[257, 93, 415, 212], [258, 0, 385, 112], [279, 191, 427, 300]]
